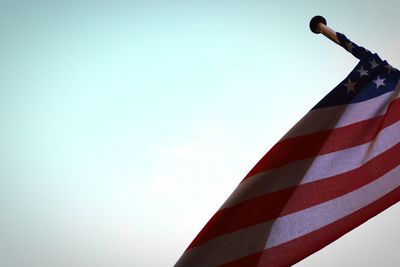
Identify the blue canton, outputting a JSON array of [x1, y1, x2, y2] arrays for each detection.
[[313, 33, 400, 109]]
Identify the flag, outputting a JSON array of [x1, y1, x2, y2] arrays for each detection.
[[175, 32, 400, 267]]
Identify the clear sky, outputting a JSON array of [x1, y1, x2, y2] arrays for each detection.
[[1, 1, 400, 266]]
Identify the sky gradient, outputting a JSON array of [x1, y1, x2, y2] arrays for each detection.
[[1, 1, 400, 266]]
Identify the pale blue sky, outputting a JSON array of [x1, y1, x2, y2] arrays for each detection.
[[1, 1, 400, 266]]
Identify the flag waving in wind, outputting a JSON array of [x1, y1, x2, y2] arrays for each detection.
[[176, 31, 400, 267]]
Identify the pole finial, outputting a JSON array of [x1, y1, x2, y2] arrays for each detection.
[[309, 16, 339, 46], [310, 16, 327, 34]]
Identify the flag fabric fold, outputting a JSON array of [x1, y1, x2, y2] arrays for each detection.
[[176, 32, 400, 267]]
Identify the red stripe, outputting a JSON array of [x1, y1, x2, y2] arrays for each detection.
[[220, 186, 400, 267], [187, 141, 400, 249], [245, 98, 400, 179]]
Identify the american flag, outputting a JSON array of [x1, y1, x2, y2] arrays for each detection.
[[175, 33, 400, 267]]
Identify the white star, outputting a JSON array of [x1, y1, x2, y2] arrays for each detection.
[[357, 66, 369, 77], [344, 79, 357, 93], [346, 42, 354, 52], [385, 64, 395, 73], [370, 59, 379, 68], [373, 76, 386, 88]]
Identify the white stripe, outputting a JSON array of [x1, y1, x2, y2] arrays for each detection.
[[265, 163, 400, 248], [175, 220, 274, 267], [176, 165, 400, 267], [221, 119, 400, 209], [282, 85, 400, 140]]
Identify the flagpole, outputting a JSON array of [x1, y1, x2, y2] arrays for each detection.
[[309, 16, 340, 45]]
